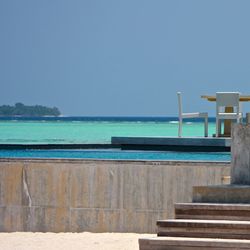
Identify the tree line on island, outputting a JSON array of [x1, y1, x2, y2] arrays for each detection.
[[0, 103, 61, 117]]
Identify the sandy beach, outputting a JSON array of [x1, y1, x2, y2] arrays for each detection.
[[0, 232, 155, 250]]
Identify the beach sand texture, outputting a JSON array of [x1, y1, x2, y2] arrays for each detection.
[[0, 232, 154, 250]]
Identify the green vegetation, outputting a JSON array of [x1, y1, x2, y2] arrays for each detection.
[[0, 103, 61, 117]]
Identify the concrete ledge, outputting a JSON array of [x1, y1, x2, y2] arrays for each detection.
[[112, 137, 231, 152], [193, 185, 250, 203]]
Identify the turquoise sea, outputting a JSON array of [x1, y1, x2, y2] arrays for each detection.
[[0, 117, 217, 144]]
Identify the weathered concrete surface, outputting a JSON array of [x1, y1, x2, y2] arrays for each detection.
[[0, 159, 229, 233], [193, 185, 250, 203], [231, 124, 250, 184], [192, 125, 250, 204]]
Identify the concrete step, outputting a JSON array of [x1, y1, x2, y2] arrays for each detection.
[[157, 219, 250, 239], [175, 203, 250, 220], [139, 237, 250, 250], [193, 185, 250, 203]]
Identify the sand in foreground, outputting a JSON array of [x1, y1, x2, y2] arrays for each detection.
[[0, 232, 155, 250]]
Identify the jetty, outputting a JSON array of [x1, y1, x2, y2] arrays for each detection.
[[112, 136, 231, 151]]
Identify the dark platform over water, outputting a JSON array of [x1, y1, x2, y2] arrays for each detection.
[[111, 136, 231, 152], [0, 137, 231, 152]]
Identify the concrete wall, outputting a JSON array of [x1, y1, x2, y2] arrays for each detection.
[[0, 158, 230, 233]]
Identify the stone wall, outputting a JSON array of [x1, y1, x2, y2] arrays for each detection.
[[0, 158, 230, 233]]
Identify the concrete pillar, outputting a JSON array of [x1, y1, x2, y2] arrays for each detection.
[[246, 113, 250, 124], [231, 124, 250, 184]]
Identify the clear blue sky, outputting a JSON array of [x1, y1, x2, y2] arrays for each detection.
[[1, 0, 250, 116]]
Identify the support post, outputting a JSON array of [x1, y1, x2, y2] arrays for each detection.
[[231, 124, 250, 185]]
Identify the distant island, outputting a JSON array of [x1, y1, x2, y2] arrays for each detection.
[[0, 103, 61, 117]]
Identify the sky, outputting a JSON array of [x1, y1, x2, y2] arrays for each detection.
[[1, 0, 250, 116]]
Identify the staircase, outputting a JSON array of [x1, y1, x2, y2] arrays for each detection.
[[139, 125, 250, 249], [139, 203, 250, 249]]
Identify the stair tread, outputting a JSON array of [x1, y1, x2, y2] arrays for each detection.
[[157, 219, 250, 228], [139, 236, 250, 247], [175, 203, 250, 210], [158, 219, 250, 224]]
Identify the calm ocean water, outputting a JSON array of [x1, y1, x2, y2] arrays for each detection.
[[0, 117, 217, 144]]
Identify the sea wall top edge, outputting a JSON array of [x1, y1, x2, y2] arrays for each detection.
[[0, 157, 230, 165]]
